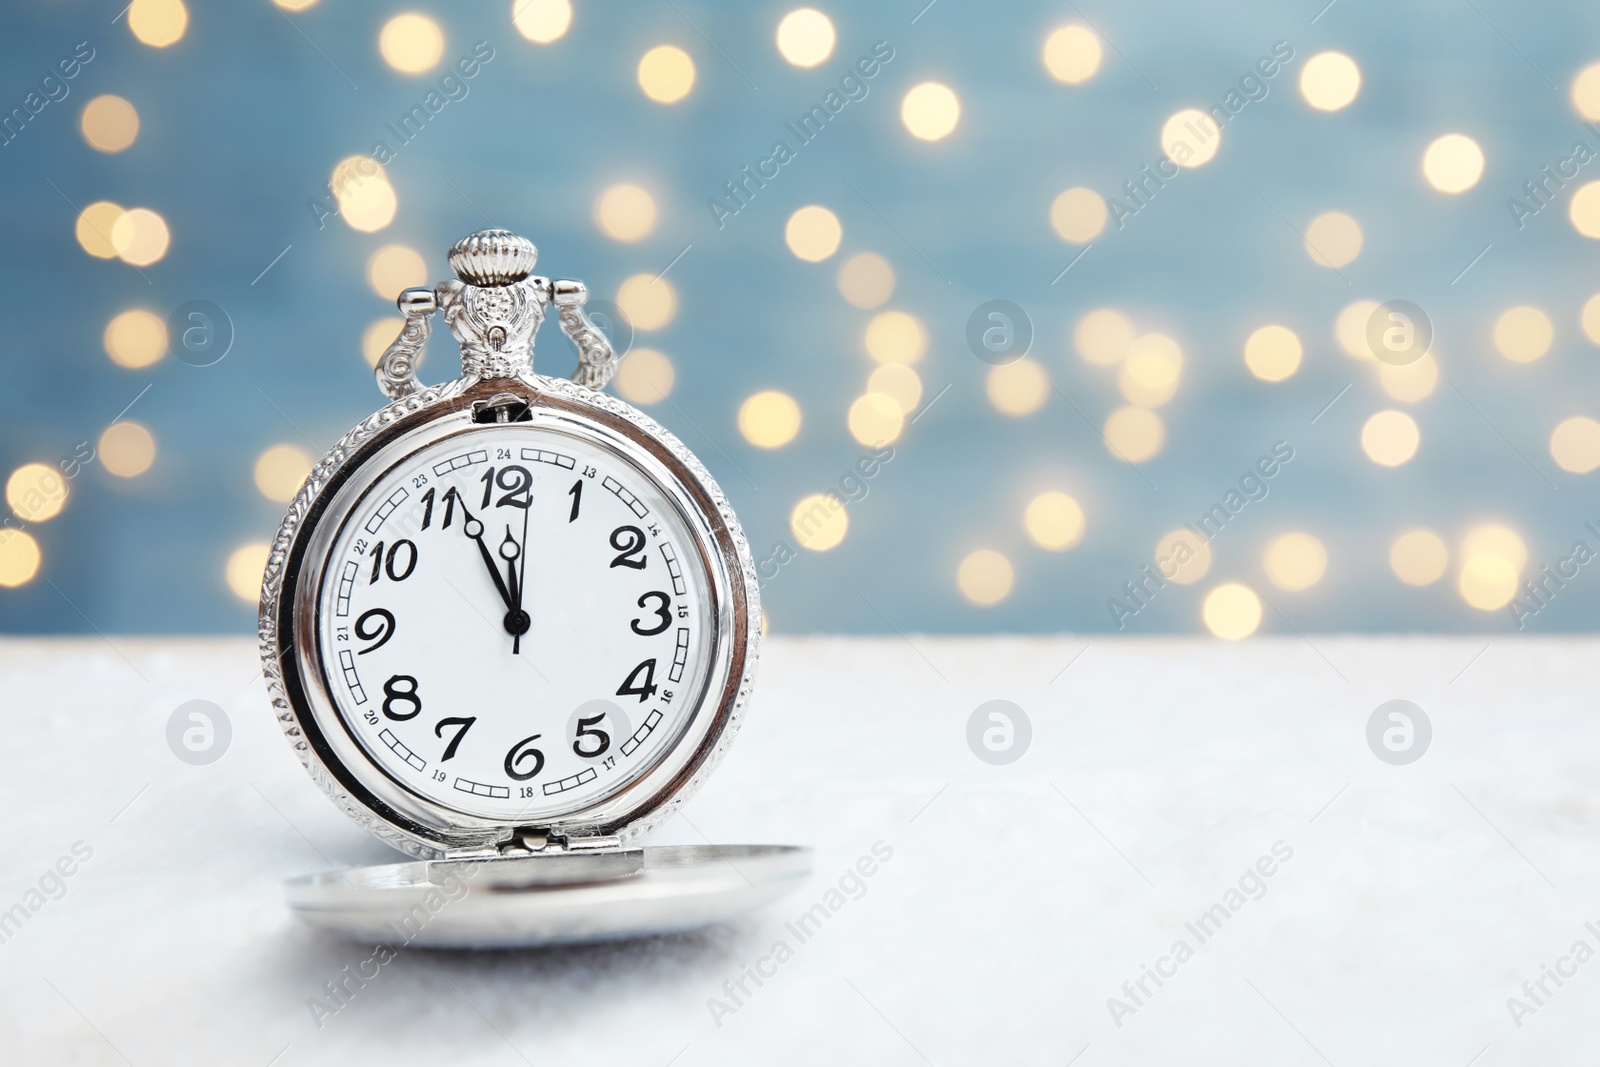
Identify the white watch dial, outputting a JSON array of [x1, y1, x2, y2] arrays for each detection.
[[314, 426, 714, 822]]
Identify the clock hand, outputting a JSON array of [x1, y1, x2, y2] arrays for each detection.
[[513, 498, 532, 653], [497, 522, 532, 653], [456, 500, 517, 616]]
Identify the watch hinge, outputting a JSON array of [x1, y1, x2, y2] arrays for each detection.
[[498, 828, 623, 855]]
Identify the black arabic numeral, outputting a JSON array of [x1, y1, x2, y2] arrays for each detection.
[[381, 675, 421, 720], [354, 608, 395, 654], [567, 478, 582, 522], [617, 658, 658, 703], [609, 525, 647, 569], [504, 734, 545, 781], [434, 716, 475, 761], [573, 714, 611, 758], [419, 487, 434, 530], [367, 539, 417, 582], [631, 591, 671, 636]]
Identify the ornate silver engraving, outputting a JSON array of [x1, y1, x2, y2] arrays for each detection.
[[375, 229, 618, 400]]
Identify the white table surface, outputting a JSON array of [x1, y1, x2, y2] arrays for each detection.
[[1, 634, 1597, 1066]]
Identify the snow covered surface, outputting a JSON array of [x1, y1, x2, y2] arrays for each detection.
[[1, 634, 1597, 1065]]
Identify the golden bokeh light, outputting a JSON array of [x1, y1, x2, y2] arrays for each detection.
[[957, 549, 1014, 606], [1156, 527, 1211, 585], [1160, 108, 1221, 168], [331, 156, 398, 233], [99, 421, 156, 478], [1462, 523, 1527, 573], [1574, 62, 1600, 120], [76, 201, 126, 259], [1202, 582, 1262, 640], [790, 493, 847, 551], [837, 252, 895, 308], [129, 0, 187, 47], [594, 183, 657, 243], [738, 390, 802, 449], [1378, 350, 1439, 402], [1117, 333, 1182, 407], [0, 530, 42, 589], [104, 309, 167, 369], [613, 348, 676, 405], [362, 317, 404, 367], [111, 207, 169, 266], [379, 13, 445, 73], [1550, 416, 1600, 473], [987, 360, 1049, 416], [1570, 181, 1600, 238], [865, 310, 926, 364], [1263, 532, 1328, 591], [366, 244, 427, 301], [1104, 406, 1164, 462], [80, 95, 139, 153], [776, 8, 835, 68], [1299, 51, 1361, 111], [848, 393, 904, 447], [1582, 293, 1600, 343], [1304, 211, 1362, 268], [785, 204, 842, 262], [1422, 133, 1485, 193], [1075, 308, 1135, 366], [1492, 305, 1553, 362], [1459, 554, 1518, 610], [225, 542, 271, 602], [1024, 491, 1085, 551], [638, 45, 696, 103], [273, 0, 320, 9], [617, 274, 677, 331], [1360, 409, 1420, 467], [1042, 25, 1101, 85], [1050, 187, 1107, 243], [1244, 324, 1302, 382], [1390, 529, 1448, 586], [7, 464, 68, 523], [254, 444, 312, 503], [512, 0, 572, 43], [868, 363, 922, 413], [901, 82, 961, 141], [1457, 523, 1527, 609], [1335, 299, 1381, 360]]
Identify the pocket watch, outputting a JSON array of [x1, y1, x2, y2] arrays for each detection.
[[258, 229, 808, 947]]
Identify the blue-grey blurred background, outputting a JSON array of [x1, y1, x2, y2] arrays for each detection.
[[3, 0, 1599, 635]]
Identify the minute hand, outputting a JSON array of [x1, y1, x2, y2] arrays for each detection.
[[458, 502, 516, 610]]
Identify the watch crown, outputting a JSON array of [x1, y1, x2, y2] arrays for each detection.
[[448, 229, 538, 287]]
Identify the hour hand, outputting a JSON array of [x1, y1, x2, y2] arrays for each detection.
[[457, 502, 515, 610]]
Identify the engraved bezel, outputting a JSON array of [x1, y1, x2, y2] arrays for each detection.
[[259, 374, 759, 858]]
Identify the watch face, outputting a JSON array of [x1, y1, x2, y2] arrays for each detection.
[[309, 421, 718, 824]]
